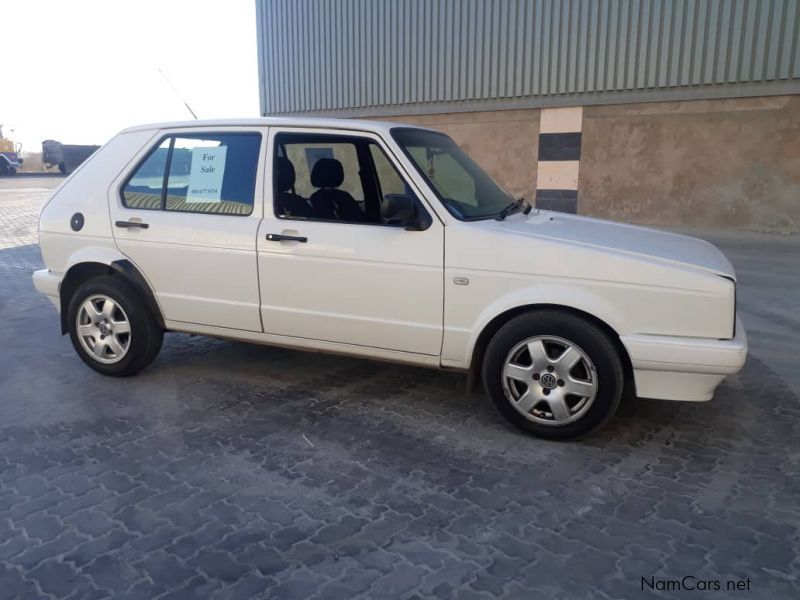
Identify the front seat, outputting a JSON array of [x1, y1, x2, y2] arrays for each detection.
[[309, 158, 365, 221], [274, 157, 313, 218]]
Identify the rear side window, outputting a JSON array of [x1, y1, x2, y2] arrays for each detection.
[[122, 133, 261, 216], [122, 139, 170, 210]]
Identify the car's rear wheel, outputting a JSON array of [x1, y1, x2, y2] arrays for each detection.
[[67, 276, 163, 376], [482, 310, 624, 440]]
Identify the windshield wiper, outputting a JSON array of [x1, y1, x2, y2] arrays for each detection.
[[495, 197, 529, 221]]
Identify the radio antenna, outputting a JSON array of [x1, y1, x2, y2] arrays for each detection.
[[158, 68, 198, 120]]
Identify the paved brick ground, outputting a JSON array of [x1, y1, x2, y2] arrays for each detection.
[[1, 177, 798, 599]]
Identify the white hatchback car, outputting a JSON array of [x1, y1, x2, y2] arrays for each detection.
[[33, 117, 747, 439]]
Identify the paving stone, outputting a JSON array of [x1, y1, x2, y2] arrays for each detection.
[[267, 569, 327, 599], [309, 515, 369, 545], [12, 475, 51, 498], [79, 554, 140, 594], [212, 573, 276, 599], [67, 510, 118, 538], [12, 530, 89, 570], [247, 544, 292, 576], [46, 488, 115, 519], [0, 180, 798, 599], [135, 551, 199, 589], [28, 559, 90, 597], [190, 549, 251, 583], [3, 489, 69, 521], [370, 563, 430, 597], [62, 530, 136, 568], [159, 575, 223, 600], [0, 535, 28, 561]]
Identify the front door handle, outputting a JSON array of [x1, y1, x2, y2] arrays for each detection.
[[266, 233, 307, 243], [115, 220, 149, 229]]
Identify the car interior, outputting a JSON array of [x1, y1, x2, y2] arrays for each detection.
[[274, 135, 429, 227]]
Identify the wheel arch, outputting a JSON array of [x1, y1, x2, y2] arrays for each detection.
[[468, 303, 635, 391], [59, 259, 164, 334]]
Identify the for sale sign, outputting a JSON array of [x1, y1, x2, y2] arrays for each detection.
[[186, 146, 227, 203]]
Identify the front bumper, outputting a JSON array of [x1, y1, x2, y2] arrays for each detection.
[[32, 268, 61, 310], [621, 316, 748, 401]]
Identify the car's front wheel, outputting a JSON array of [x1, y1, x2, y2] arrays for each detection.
[[482, 310, 624, 440], [67, 276, 163, 376]]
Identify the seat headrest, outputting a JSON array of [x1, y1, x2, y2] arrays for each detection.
[[310, 158, 344, 188], [276, 157, 296, 192]]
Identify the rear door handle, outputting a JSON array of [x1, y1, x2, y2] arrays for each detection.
[[266, 233, 307, 243], [115, 220, 149, 229]]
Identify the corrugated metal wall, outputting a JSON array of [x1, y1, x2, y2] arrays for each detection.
[[256, 0, 800, 116]]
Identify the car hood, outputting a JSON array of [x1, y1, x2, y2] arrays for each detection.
[[482, 210, 736, 279]]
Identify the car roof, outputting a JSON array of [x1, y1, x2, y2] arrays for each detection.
[[120, 116, 441, 136]]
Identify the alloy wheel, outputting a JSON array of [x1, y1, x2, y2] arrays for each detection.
[[75, 294, 132, 364], [501, 335, 598, 426]]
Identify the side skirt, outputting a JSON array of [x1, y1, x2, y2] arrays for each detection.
[[164, 320, 443, 369]]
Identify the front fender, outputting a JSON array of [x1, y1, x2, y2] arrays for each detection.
[[463, 283, 629, 365]]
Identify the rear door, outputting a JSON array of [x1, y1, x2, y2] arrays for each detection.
[[109, 128, 266, 332], [256, 127, 444, 355]]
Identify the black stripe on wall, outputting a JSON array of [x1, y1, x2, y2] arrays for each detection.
[[535, 189, 578, 214], [538, 132, 582, 161]]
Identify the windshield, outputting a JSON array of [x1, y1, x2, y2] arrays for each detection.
[[391, 127, 515, 220]]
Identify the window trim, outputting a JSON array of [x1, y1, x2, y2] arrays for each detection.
[[272, 131, 432, 230], [120, 131, 263, 217]]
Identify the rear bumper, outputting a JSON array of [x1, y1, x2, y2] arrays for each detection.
[[33, 268, 61, 310], [621, 317, 748, 401]]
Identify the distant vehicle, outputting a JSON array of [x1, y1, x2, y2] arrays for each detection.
[[0, 124, 23, 176], [42, 140, 100, 175], [32, 117, 747, 440]]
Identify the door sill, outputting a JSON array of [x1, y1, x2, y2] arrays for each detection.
[[164, 320, 441, 368]]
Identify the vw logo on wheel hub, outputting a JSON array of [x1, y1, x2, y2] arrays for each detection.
[[539, 372, 557, 389]]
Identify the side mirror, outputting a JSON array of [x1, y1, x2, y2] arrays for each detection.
[[403, 216, 431, 231], [384, 193, 431, 230]]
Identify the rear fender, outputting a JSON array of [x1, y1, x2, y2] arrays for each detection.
[[58, 248, 164, 334]]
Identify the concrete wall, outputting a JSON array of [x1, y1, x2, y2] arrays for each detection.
[[379, 94, 800, 232], [579, 95, 800, 232]]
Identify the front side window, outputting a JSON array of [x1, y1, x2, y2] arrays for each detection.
[[122, 132, 261, 216], [273, 133, 429, 227], [391, 127, 514, 220]]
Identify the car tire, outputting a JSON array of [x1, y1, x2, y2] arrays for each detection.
[[67, 276, 163, 377], [482, 310, 624, 440]]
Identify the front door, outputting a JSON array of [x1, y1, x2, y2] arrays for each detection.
[[256, 128, 444, 355], [110, 128, 265, 332]]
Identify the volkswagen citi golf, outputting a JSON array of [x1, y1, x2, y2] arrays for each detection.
[[33, 118, 747, 440]]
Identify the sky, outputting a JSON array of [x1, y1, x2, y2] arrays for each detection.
[[1, 0, 259, 152]]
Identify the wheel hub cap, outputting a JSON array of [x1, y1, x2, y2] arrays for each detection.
[[539, 372, 557, 389]]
